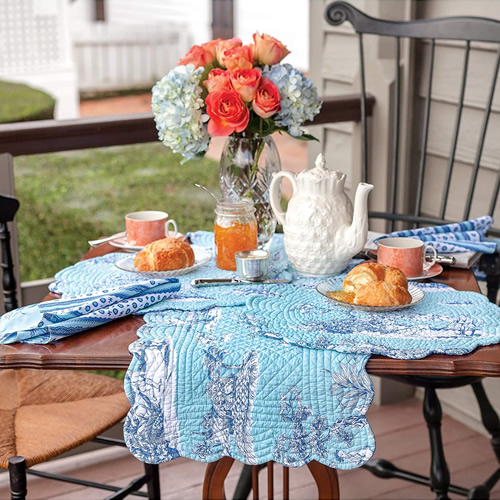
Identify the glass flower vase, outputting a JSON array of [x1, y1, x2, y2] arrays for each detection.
[[219, 136, 281, 250]]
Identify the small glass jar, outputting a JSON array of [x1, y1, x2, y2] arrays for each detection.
[[214, 198, 258, 271]]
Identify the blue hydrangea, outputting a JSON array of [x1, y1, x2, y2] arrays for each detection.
[[263, 63, 322, 137], [152, 65, 210, 162]]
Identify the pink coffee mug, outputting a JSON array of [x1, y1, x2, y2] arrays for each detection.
[[377, 237, 437, 278], [125, 211, 178, 247]]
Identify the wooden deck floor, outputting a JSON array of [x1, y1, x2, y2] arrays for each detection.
[[2, 397, 499, 499]]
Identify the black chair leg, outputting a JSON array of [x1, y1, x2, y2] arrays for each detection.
[[144, 463, 160, 500], [8, 457, 27, 500], [233, 464, 253, 500], [466, 381, 500, 499], [424, 387, 450, 500], [233, 463, 266, 500], [472, 381, 500, 462]]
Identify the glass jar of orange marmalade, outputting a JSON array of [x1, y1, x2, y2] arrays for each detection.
[[214, 198, 258, 271]]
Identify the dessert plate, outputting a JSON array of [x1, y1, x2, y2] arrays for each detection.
[[109, 232, 184, 252], [407, 263, 443, 281], [115, 245, 211, 277], [316, 281, 424, 312]]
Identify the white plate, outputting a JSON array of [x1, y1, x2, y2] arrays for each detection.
[[316, 281, 424, 312], [109, 232, 184, 252], [115, 245, 211, 277]]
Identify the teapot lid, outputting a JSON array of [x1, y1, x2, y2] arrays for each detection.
[[297, 153, 345, 182]]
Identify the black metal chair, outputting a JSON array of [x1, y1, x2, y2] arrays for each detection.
[[0, 193, 160, 500], [0, 194, 20, 313], [325, 3, 500, 499]]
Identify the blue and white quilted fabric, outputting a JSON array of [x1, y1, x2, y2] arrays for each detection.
[[49, 231, 500, 470], [377, 216, 496, 253], [125, 322, 374, 468], [50, 232, 290, 310], [0, 278, 180, 344]]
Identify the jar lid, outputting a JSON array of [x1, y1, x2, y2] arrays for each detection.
[[215, 198, 255, 215]]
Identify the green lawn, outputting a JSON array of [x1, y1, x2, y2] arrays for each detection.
[[15, 143, 220, 282]]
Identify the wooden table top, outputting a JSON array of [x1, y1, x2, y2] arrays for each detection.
[[1, 243, 499, 377]]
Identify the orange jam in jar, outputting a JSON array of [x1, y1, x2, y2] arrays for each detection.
[[214, 198, 258, 271]]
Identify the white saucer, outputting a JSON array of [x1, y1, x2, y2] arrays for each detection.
[[115, 245, 211, 277], [407, 263, 443, 281], [109, 232, 184, 252]]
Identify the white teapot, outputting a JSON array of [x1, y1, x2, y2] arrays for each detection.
[[269, 154, 374, 277]]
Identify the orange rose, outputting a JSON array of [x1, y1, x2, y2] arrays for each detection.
[[216, 38, 243, 66], [252, 33, 290, 65], [252, 78, 281, 118], [219, 45, 253, 72], [230, 68, 261, 102], [201, 38, 222, 59], [206, 89, 250, 136], [203, 68, 232, 93], [178, 44, 215, 68]]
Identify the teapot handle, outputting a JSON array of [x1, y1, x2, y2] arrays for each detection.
[[269, 171, 297, 226]]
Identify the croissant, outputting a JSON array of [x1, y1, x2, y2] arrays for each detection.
[[343, 262, 412, 306], [133, 237, 195, 271]]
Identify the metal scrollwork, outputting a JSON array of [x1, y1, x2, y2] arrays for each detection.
[[324, 1, 353, 26]]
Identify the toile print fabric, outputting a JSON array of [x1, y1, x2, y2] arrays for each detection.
[[377, 216, 497, 253], [49, 231, 500, 469]]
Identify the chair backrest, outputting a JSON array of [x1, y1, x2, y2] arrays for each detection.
[[203, 458, 339, 500], [325, 2, 500, 234], [0, 194, 20, 312]]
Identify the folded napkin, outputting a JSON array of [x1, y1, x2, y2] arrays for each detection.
[[0, 278, 180, 344], [377, 216, 496, 254]]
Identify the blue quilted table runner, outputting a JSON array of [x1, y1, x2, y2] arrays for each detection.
[[48, 231, 500, 470]]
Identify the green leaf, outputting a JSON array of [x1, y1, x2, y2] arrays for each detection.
[[280, 129, 319, 142], [246, 114, 276, 137]]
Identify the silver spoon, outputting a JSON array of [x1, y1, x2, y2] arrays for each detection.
[[88, 234, 125, 247], [195, 183, 218, 203]]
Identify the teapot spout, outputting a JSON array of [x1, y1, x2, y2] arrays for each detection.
[[346, 182, 374, 253]]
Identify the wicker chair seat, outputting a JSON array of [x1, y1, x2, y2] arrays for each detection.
[[0, 369, 129, 469]]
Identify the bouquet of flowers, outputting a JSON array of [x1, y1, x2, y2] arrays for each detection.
[[152, 34, 322, 248], [152, 33, 322, 161]]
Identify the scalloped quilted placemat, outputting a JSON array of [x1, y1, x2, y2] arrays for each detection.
[[50, 232, 290, 310], [243, 281, 500, 359]]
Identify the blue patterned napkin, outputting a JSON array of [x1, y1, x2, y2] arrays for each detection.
[[377, 216, 496, 253], [0, 278, 180, 344]]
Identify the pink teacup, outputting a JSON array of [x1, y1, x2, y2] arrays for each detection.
[[125, 211, 178, 247], [377, 237, 437, 278]]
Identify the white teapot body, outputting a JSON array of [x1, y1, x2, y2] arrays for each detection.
[[269, 154, 373, 277]]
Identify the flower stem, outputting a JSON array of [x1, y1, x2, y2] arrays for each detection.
[[249, 138, 265, 179]]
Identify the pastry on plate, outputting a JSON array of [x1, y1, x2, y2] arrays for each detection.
[[133, 237, 195, 271], [330, 262, 412, 306]]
